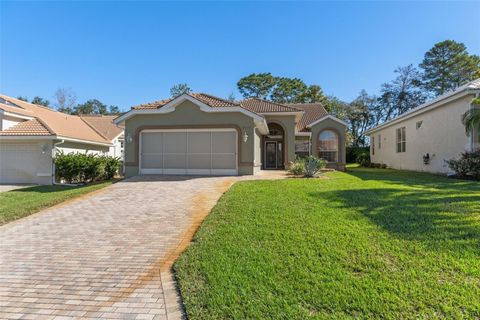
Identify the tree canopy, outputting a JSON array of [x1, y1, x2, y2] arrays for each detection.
[[170, 83, 192, 97]]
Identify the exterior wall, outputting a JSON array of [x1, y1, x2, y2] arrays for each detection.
[[253, 128, 262, 173], [107, 135, 124, 159], [123, 100, 258, 177], [0, 115, 23, 131], [263, 114, 296, 166], [369, 95, 473, 174], [310, 118, 347, 171], [57, 141, 110, 155], [0, 140, 53, 185]]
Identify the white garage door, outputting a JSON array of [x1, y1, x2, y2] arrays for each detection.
[[0, 142, 48, 184], [140, 129, 238, 175]]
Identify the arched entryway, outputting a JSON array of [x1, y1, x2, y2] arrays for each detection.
[[264, 122, 285, 169]]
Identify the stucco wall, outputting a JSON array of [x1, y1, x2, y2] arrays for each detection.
[[369, 95, 473, 174], [263, 114, 296, 166], [310, 118, 347, 170], [57, 141, 110, 155], [123, 100, 258, 177], [254, 128, 262, 172]]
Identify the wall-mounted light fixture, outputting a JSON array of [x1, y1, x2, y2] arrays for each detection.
[[126, 133, 133, 143], [242, 128, 249, 143]]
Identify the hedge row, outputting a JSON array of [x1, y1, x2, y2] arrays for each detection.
[[54, 152, 121, 184]]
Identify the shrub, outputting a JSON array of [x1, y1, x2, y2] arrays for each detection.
[[445, 150, 480, 180], [346, 146, 370, 163], [54, 152, 121, 184], [287, 158, 305, 175], [304, 156, 327, 178], [356, 152, 371, 167]]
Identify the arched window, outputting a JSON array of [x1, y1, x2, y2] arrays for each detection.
[[318, 130, 338, 162]]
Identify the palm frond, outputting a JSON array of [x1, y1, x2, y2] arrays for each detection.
[[462, 108, 480, 136]]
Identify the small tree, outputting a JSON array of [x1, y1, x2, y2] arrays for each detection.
[[462, 98, 480, 141], [170, 83, 191, 97]]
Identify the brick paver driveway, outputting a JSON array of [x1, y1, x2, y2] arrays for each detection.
[[0, 175, 242, 320]]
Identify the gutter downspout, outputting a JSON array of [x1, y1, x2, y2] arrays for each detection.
[[52, 139, 65, 185]]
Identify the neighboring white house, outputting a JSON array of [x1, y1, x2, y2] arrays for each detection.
[[79, 115, 124, 158], [365, 79, 480, 175], [0, 95, 124, 185]]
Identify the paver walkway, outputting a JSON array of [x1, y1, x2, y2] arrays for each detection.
[[0, 175, 250, 320]]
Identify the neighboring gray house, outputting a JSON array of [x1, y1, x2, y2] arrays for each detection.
[[115, 93, 347, 177], [365, 79, 480, 174]]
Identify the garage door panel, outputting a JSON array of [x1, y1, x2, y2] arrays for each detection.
[[212, 132, 236, 153], [141, 154, 163, 169], [187, 154, 211, 169], [212, 154, 236, 169], [188, 132, 211, 153], [164, 154, 187, 169], [164, 132, 186, 153], [141, 132, 163, 153], [140, 129, 237, 175]]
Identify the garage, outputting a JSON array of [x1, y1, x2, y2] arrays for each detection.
[[0, 142, 52, 184], [139, 129, 238, 175]]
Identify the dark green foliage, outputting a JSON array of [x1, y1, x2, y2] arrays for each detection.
[[419, 40, 480, 96], [356, 151, 371, 167], [445, 150, 480, 180], [237, 73, 277, 99], [287, 156, 327, 177], [346, 146, 369, 163], [31, 96, 50, 107], [54, 152, 121, 183], [170, 83, 192, 97]]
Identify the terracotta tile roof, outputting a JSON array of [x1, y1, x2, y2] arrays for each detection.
[[239, 98, 302, 113], [132, 93, 239, 110], [0, 94, 111, 144], [0, 118, 52, 136], [79, 115, 124, 141], [286, 103, 329, 132]]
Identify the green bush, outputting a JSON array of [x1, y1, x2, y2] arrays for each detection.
[[356, 152, 371, 167], [287, 158, 305, 175], [445, 150, 480, 180], [346, 146, 370, 163], [54, 152, 121, 184]]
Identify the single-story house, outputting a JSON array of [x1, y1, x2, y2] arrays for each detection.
[[365, 78, 480, 174], [0, 95, 124, 184], [114, 93, 346, 177]]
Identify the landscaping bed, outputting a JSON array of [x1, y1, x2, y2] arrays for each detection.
[[175, 167, 480, 319]]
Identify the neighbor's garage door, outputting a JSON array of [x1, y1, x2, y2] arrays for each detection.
[[0, 142, 43, 184], [140, 129, 237, 175]]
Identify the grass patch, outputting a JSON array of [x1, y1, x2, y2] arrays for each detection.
[[175, 167, 480, 319], [0, 181, 113, 225]]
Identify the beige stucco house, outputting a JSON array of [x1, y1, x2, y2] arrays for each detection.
[[115, 93, 346, 177], [365, 79, 480, 175], [0, 95, 124, 184]]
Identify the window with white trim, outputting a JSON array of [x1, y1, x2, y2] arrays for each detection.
[[396, 127, 406, 153], [318, 130, 338, 162], [371, 136, 375, 155]]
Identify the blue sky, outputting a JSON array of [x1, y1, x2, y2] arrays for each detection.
[[1, 1, 479, 111]]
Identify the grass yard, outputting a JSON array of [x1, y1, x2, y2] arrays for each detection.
[[0, 181, 113, 225], [175, 167, 480, 319]]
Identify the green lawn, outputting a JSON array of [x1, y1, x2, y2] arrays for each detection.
[[0, 181, 113, 225], [175, 167, 480, 319]]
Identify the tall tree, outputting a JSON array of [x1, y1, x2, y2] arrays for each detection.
[[108, 105, 120, 115], [170, 83, 192, 97], [419, 40, 480, 96], [298, 85, 328, 104], [378, 65, 427, 121], [17, 96, 28, 102], [54, 88, 77, 114], [74, 99, 107, 115], [237, 73, 277, 99], [347, 90, 382, 147], [270, 77, 307, 103], [31, 96, 50, 107]]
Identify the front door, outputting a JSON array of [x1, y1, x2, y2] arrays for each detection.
[[265, 141, 277, 169]]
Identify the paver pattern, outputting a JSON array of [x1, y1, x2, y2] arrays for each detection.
[[0, 175, 247, 320]]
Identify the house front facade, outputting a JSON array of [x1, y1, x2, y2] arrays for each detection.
[[115, 93, 346, 177], [365, 79, 480, 174], [0, 95, 123, 185]]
